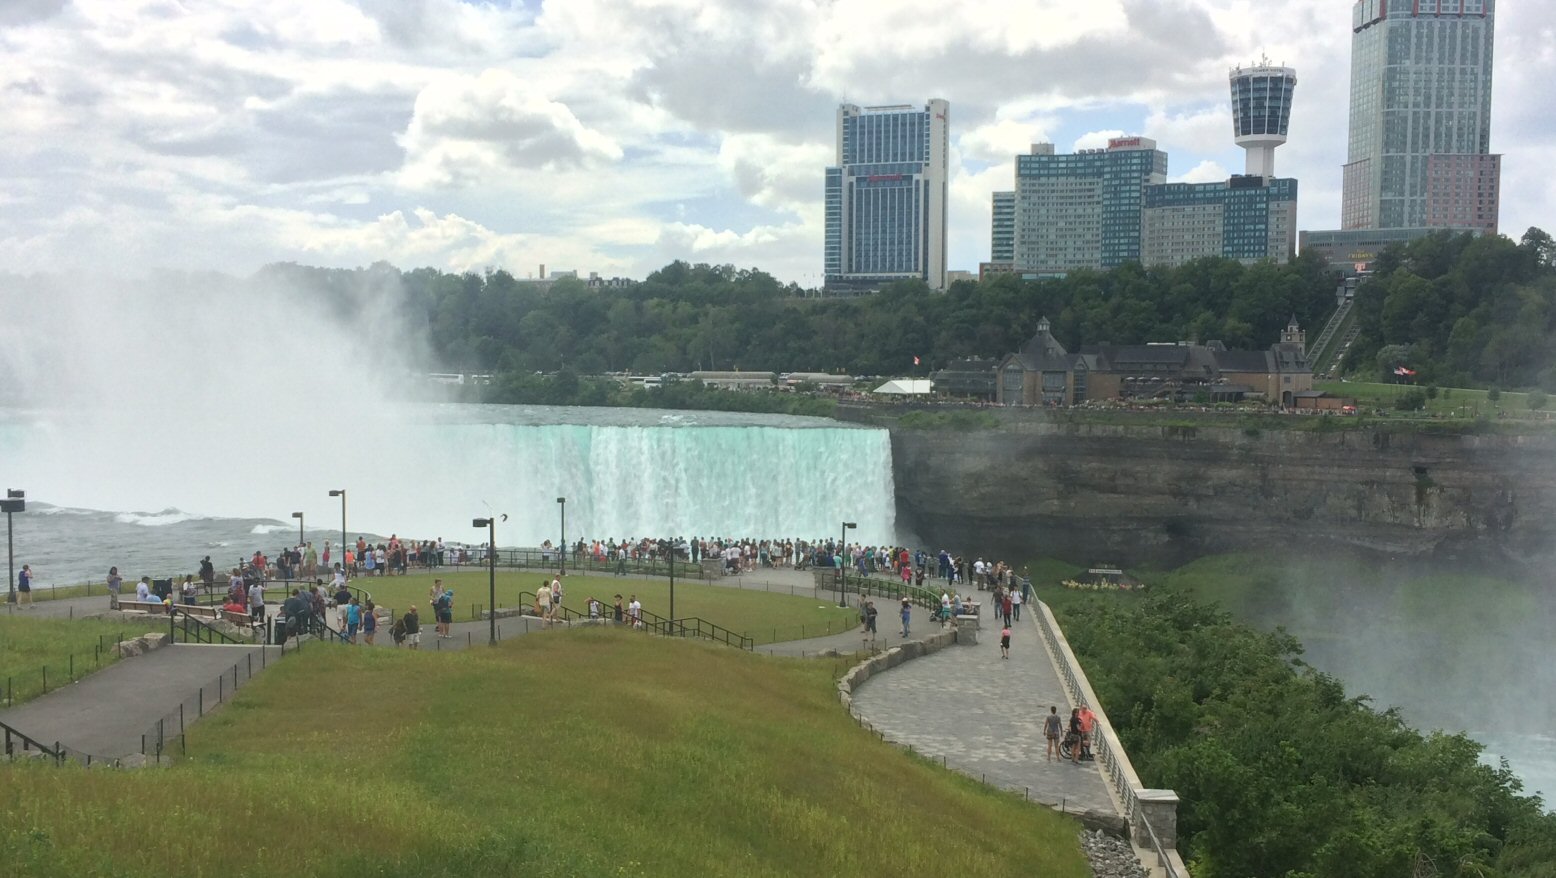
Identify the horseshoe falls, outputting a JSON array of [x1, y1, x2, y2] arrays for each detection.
[[0, 404, 897, 551]]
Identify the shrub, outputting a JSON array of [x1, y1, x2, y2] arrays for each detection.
[[1529, 390, 1549, 411]]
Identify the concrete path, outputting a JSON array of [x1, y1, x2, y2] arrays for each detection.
[[0, 643, 266, 759], [847, 611, 1119, 817]]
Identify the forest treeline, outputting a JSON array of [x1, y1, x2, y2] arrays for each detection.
[[255, 226, 1554, 391], [1059, 593, 1556, 877]]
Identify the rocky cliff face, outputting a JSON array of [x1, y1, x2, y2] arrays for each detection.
[[866, 413, 1556, 568]]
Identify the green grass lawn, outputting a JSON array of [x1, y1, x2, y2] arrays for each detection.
[[342, 570, 858, 645], [1316, 380, 1555, 417], [0, 631, 1091, 877], [0, 616, 166, 706]]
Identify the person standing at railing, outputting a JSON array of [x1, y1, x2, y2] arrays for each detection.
[[106, 566, 123, 609], [1078, 704, 1096, 762], [199, 556, 214, 593], [15, 564, 32, 607], [303, 542, 317, 578], [321, 541, 331, 572], [535, 580, 551, 622], [628, 594, 642, 629], [899, 597, 911, 638]]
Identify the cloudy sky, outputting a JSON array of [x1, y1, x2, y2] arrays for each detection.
[[2, 0, 1551, 286]]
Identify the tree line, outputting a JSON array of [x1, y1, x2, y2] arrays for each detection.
[[254, 225, 1553, 393], [1059, 592, 1556, 877]]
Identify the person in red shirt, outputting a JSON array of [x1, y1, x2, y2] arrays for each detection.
[[1078, 705, 1096, 761]]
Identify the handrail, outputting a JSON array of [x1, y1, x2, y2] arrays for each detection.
[[512, 591, 753, 650], [0, 717, 61, 762], [846, 572, 942, 609], [1032, 599, 1186, 878], [169, 608, 245, 645]]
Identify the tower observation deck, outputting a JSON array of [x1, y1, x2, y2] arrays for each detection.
[[1230, 60, 1296, 179]]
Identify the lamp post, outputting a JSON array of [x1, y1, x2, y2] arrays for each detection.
[[472, 517, 497, 645], [838, 521, 856, 607], [328, 490, 346, 573], [556, 497, 566, 575], [669, 538, 677, 625], [291, 511, 304, 548], [3, 490, 24, 605]]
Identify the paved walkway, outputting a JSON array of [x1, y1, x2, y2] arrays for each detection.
[[847, 611, 1119, 816], [0, 643, 265, 758]]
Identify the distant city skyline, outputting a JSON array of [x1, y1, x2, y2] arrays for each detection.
[[0, 0, 1550, 287]]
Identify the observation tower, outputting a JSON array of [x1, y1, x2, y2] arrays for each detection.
[[1229, 59, 1296, 179]]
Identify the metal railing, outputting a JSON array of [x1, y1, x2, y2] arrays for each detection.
[[3, 630, 131, 708], [512, 591, 753, 650], [169, 608, 247, 645], [1033, 599, 1187, 878], [443, 548, 703, 581], [139, 645, 288, 763], [1, 717, 61, 763]]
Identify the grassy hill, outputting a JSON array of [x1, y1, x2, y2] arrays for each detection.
[[1, 630, 1090, 877]]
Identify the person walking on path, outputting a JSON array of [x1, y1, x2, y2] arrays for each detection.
[[1044, 707, 1063, 762], [106, 566, 122, 610], [628, 595, 642, 628], [403, 605, 421, 649], [1000, 624, 1011, 659], [248, 579, 266, 626], [363, 600, 378, 645], [613, 594, 624, 624], [864, 600, 878, 644], [899, 597, 911, 639], [345, 596, 362, 644], [1011, 587, 1023, 621], [16, 564, 32, 607]]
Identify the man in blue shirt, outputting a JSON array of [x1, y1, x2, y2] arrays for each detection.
[[17, 564, 32, 607]]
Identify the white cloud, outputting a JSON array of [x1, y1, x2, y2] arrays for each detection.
[[397, 69, 623, 189], [0, 0, 1550, 284], [1172, 159, 1230, 184], [1073, 129, 1127, 151]]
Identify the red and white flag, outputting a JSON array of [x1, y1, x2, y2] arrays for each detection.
[[913, 355, 921, 366], [1393, 366, 1416, 377]]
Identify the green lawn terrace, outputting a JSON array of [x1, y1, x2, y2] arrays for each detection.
[[322, 570, 859, 646], [0, 631, 1091, 877]]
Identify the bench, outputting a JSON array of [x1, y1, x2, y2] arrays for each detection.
[[117, 600, 168, 614], [222, 610, 254, 627], [177, 605, 221, 620]]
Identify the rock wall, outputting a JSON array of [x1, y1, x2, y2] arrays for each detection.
[[863, 411, 1556, 568]]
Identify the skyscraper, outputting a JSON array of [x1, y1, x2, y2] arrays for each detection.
[[1011, 138, 1167, 276], [823, 100, 949, 292], [1340, 0, 1499, 233]]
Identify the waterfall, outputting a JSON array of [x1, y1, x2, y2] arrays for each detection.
[[0, 405, 898, 548]]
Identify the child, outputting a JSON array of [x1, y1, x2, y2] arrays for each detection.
[[1000, 624, 1011, 659]]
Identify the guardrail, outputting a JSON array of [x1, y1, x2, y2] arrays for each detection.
[[1033, 599, 1188, 878], [513, 591, 753, 650]]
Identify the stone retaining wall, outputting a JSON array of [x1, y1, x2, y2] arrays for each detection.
[[115, 632, 169, 658]]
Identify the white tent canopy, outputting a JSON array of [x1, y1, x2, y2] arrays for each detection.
[[872, 378, 933, 395]]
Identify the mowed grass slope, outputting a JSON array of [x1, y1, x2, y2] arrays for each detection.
[[0, 631, 1090, 877], [0, 615, 166, 706], [346, 570, 858, 643]]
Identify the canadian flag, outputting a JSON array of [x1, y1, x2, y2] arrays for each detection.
[[1394, 366, 1416, 377], [913, 355, 921, 366]]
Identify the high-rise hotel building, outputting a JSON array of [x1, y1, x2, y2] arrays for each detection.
[[824, 100, 949, 292], [1340, 0, 1499, 233]]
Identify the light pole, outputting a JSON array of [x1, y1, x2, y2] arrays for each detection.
[[3, 490, 24, 605], [669, 538, 677, 625], [556, 497, 566, 575], [291, 511, 304, 548], [838, 521, 856, 607], [328, 490, 346, 573], [473, 517, 497, 645]]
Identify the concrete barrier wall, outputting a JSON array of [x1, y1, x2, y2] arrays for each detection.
[[1034, 600, 1190, 877]]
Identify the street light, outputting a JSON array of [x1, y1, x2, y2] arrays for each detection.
[[328, 490, 346, 573], [472, 517, 497, 645], [3, 490, 24, 606], [838, 521, 857, 607], [668, 537, 677, 624], [291, 511, 304, 548], [556, 497, 566, 575]]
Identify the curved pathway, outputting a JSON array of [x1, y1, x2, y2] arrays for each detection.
[[847, 612, 1118, 816]]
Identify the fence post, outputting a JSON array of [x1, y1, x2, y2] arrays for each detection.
[[199, 687, 203, 717], [218, 675, 224, 704], [69, 654, 74, 681], [41, 666, 46, 694]]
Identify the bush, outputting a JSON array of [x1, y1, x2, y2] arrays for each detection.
[[1396, 389, 1428, 411], [1529, 390, 1549, 411], [1425, 384, 1439, 400], [1489, 387, 1503, 403]]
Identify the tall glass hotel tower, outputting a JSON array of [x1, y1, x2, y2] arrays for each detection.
[[824, 100, 949, 292], [1340, 0, 1499, 233]]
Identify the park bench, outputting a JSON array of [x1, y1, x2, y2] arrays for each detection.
[[221, 609, 254, 627], [117, 600, 168, 614]]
